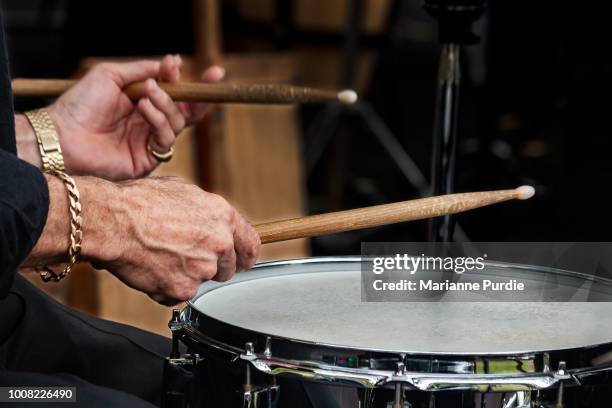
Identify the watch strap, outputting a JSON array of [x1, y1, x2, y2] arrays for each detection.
[[24, 108, 65, 172]]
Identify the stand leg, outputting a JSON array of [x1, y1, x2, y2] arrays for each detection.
[[429, 43, 461, 242]]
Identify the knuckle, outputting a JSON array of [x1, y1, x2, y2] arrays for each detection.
[[201, 264, 218, 281], [210, 192, 227, 206], [146, 80, 158, 96], [245, 235, 261, 260], [162, 54, 174, 66], [225, 207, 236, 224], [249, 240, 261, 259], [214, 236, 234, 254], [151, 112, 167, 128], [174, 283, 198, 301], [210, 194, 235, 222]]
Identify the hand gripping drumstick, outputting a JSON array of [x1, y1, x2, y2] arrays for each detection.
[[254, 186, 535, 244], [11, 79, 358, 105]]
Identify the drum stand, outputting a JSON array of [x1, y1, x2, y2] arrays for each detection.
[[305, 0, 431, 198], [424, 0, 486, 242], [306, 0, 476, 245]]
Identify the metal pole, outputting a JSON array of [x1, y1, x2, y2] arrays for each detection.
[[428, 43, 461, 242]]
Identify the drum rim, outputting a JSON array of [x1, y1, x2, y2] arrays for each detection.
[[192, 256, 612, 301], [187, 256, 612, 356], [180, 257, 612, 390]]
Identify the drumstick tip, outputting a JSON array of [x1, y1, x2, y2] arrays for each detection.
[[515, 185, 535, 200], [338, 89, 358, 104]]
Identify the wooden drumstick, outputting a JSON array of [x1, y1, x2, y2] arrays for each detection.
[[254, 186, 535, 244], [11, 78, 358, 105]]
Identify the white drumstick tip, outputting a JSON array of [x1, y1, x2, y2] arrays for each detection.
[[338, 89, 358, 104], [515, 185, 535, 200]]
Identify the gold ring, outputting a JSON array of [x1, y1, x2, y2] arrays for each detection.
[[147, 145, 174, 162]]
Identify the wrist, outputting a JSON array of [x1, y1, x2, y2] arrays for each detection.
[[15, 114, 43, 168], [25, 174, 127, 270], [78, 176, 126, 264], [45, 103, 74, 173]]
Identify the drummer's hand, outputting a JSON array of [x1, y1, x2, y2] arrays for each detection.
[[90, 177, 260, 306], [45, 55, 225, 180]]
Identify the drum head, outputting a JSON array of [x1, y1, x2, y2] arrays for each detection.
[[190, 258, 612, 355]]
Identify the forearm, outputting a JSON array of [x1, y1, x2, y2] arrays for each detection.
[[23, 174, 124, 267]]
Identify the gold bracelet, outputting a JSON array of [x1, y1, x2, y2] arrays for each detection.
[[36, 170, 82, 282], [24, 108, 65, 172]]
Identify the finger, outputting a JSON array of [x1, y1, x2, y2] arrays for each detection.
[[233, 213, 261, 271], [214, 245, 238, 282], [159, 54, 182, 83], [144, 78, 185, 133], [102, 60, 161, 87], [137, 97, 175, 152], [181, 65, 226, 124], [201, 65, 225, 83], [180, 102, 211, 126]]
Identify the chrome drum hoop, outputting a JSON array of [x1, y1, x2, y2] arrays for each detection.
[[178, 257, 612, 392]]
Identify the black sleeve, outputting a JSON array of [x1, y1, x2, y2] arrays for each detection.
[[0, 8, 50, 298], [0, 8, 15, 155], [0, 151, 49, 298]]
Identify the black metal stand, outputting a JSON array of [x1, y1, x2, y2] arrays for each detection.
[[425, 0, 486, 242], [306, 0, 474, 244], [305, 0, 430, 210]]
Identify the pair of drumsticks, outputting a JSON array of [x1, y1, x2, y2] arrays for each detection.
[[13, 77, 535, 243]]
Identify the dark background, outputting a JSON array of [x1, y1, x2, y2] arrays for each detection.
[[3, 0, 608, 254]]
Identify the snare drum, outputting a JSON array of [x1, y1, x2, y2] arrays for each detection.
[[163, 257, 612, 408]]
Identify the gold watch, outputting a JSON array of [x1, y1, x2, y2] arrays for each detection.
[[24, 108, 65, 172]]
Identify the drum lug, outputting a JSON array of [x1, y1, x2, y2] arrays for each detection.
[[245, 342, 255, 357], [240, 341, 256, 361], [542, 353, 551, 374], [553, 361, 569, 408], [244, 342, 255, 389], [391, 360, 407, 382], [168, 309, 187, 359], [553, 361, 570, 380], [263, 336, 273, 358], [240, 339, 273, 360], [393, 362, 407, 408], [241, 342, 279, 408]]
